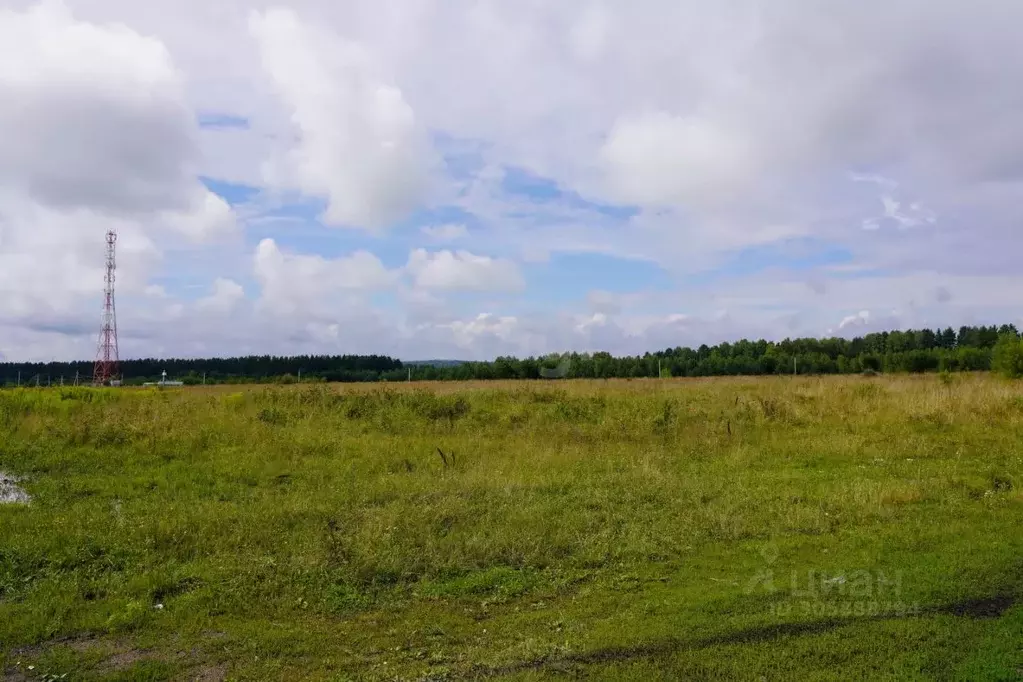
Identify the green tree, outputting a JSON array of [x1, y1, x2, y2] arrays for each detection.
[[939, 327, 957, 349], [992, 334, 1023, 378]]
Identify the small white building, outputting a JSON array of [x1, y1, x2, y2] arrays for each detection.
[[143, 370, 184, 387]]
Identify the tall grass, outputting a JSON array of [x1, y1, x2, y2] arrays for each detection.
[[1, 375, 1021, 680]]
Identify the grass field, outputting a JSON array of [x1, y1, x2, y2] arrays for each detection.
[[1, 375, 1022, 681]]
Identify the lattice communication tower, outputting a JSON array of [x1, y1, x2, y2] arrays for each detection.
[[92, 230, 120, 386]]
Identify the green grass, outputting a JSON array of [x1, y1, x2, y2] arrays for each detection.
[[1, 375, 1021, 680]]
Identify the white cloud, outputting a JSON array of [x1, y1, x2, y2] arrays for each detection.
[[0, 0, 238, 345], [249, 7, 434, 231], [850, 173, 899, 189], [0, 1, 234, 238], [0, 191, 160, 322], [442, 313, 521, 350], [0, 1, 189, 214], [254, 238, 397, 318], [405, 249, 524, 293], [420, 223, 468, 242], [879, 194, 937, 229], [826, 309, 905, 338], [568, 5, 611, 63], [196, 278, 245, 313], [599, 111, 754, 208], [160, 190, 237, 241], [838, 310, 871, 332], [585, 290, 651, 317], [574, 312, 609, 334]]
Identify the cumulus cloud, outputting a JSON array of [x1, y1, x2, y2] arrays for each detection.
[[411, 308, 775, 360], [249, 7, 434, 231], [161, 191, 237, 241], [0, 0, 238, 348], [196, 278, 245, 314], [254, 238, 397, 318], [0, 2, 235, 238], [442, 313, 521, 350], [0, 191, 167, 346], [7, 0, 1023, 363], [405, 249, 525, 293], [0, 2, 192, 214]]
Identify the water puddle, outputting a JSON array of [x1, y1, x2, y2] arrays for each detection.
[[0, 471, 31, 504]]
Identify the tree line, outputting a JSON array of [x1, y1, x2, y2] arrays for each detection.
[[0, 354, 402, 387], [1, 324, 1021, 386]]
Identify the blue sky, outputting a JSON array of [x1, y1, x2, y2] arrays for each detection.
[[198, 165, 857, 319], [184, 136, 965, 357], [197, 164, 675, 315]]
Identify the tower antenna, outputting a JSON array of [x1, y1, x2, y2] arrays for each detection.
[[92, 230, 120, 386]]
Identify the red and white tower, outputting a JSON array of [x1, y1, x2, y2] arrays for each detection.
[[92, 230, 120, 386]]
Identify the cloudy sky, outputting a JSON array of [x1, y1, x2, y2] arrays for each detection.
[[2, 0, 1022, 362]]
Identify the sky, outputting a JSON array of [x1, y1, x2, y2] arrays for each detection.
[[2, 0, 1023, 362]]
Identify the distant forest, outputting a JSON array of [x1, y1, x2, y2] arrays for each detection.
[[1, 324, 1020, 386]]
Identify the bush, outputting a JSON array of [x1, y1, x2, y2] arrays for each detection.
[[992, 334, 1023, 379]]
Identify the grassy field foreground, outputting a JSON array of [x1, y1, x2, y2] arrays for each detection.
[[1, 375, 1022, 680]]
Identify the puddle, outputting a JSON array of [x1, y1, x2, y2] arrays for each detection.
[[0, 470, 31, 504]]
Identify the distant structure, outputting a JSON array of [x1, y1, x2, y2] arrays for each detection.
[[92, 230, 121, 387], [143, 370, 183, 388]]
